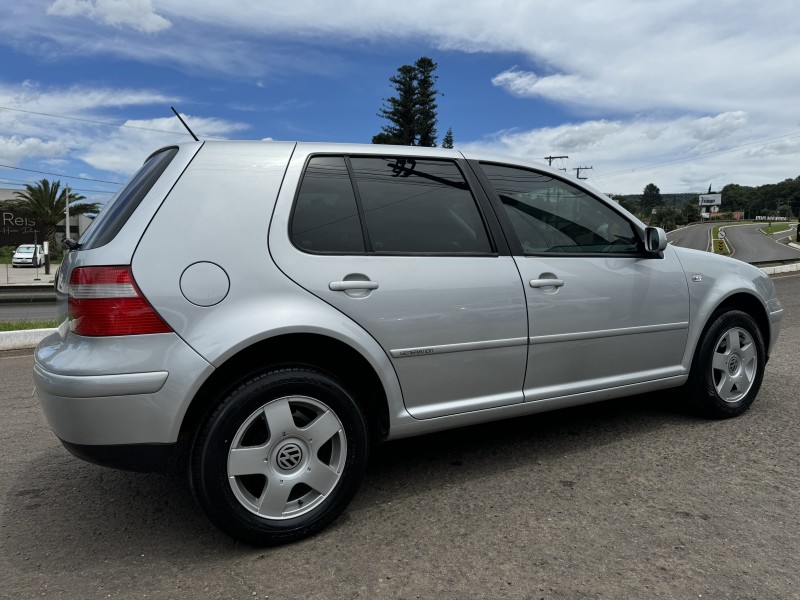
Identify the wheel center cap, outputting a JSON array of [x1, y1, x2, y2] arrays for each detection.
[[728, 355, 740, 375], [276, 442, 303, 471]]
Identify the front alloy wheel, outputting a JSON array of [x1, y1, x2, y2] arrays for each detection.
[[710, 326, 758, 403], [688, 309, 766, 418]]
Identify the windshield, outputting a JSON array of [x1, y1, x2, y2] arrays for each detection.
[[16, 247, 34, 254]]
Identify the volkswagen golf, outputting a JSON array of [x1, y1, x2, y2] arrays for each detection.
[[34, 141, 783, 545]]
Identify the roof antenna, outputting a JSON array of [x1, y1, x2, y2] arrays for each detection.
[[170, 106, 199, 141]]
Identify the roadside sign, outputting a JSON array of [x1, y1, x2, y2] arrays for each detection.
[[714, 239, 726, 253], [718, 230, 726, 238]]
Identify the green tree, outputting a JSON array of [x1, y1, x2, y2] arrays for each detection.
[[12, 179, 99, 249], [373, 64, 417, 145], [441, 127, 454, 149], [373, 57, 441, 147], [650, 206, 678, 231], [413, 57, 439, 147], [683, 202, 701, 224], [641, 183, 662, 211]]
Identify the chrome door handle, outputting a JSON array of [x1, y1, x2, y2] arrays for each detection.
[[329, 281, 379, 291], [529, 279, 564, 288]]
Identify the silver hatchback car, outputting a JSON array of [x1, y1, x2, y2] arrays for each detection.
[[35, 141, 783, 545]]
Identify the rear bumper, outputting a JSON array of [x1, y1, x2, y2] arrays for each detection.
[[60, 439, 177, 473], [34, 331, 214, 447]]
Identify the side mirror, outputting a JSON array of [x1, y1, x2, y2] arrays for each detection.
[[644, 226, 668, 254]]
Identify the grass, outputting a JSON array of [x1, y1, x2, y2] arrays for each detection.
[[0, 319, 59, 332], [759, 223, 794, 235], [710, 225, 729, 254]]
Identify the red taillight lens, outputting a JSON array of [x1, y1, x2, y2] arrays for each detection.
[[68, 266, 172, 336]]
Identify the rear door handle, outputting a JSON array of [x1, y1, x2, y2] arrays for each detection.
[[529, 279, 564, 288], [329, 281, 379, 291]]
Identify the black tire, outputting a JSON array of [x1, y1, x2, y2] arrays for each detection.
[[686, 309, 766, 419], [190, 367, 369, 545]]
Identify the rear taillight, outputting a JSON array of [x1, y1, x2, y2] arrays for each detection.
[[68, 266, 172, 336]]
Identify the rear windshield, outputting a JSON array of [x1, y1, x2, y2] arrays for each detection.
[[79, 147, 179, 250]]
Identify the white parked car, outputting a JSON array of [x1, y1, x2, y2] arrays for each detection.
[[12, 244, 44, 267]]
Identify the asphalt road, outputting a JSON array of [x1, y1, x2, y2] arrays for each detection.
[[0, 303, 57, 323], [721, 223, 800, 263], [669, 222, 800, 263], [1, 275, 798, 599], [667, 223, 714, 252]]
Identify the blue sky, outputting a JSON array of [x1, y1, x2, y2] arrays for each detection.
[[2, 0, 800, 203]]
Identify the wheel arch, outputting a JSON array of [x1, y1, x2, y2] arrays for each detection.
[[178, 333, 391, 450], [709, 292, 771, 351]]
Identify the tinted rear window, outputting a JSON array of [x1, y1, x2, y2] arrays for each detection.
[[80, 147, 178, 249], [349, 157, 492, 254]]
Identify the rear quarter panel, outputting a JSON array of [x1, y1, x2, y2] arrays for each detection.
[[131, 141, 406, 427]]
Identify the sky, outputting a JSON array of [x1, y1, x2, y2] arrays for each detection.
[[1, 0, 799, 205]]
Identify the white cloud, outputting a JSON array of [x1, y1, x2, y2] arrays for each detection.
[[0, 81, 247, 184], [461, 112, 800, 194], [2, 1, 800, 191], [80, 115, 248, 173], [0, 136, 67, 164], [0, 81, 177, 166], [47, 0, 171, 33]]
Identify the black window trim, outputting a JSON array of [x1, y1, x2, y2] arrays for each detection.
[[469, 159, 649, 258], [289, 153, 503, 258]]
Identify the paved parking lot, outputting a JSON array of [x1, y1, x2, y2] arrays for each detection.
[[1, 275, 798, 600]]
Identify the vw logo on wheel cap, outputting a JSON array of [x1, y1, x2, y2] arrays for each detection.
[[276, 443, 303, 471]]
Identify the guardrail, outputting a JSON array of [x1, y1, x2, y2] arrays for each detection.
[[0, 284, 56, 304]]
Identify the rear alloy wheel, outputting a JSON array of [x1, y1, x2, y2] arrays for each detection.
[[190, 368, 368, 545], [688, 310, 765, 418]]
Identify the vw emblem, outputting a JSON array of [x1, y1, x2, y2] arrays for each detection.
[[276, 443, 303, 471], [728, 355, 740, 375]]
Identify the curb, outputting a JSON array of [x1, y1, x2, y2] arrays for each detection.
[[0, 328, 57, 351], [760, 263, 800, 275]]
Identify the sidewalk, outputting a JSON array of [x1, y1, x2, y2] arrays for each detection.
[[0, 262, 60, 287]]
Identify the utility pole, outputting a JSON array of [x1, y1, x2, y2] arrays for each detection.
[[544, 155, 568, 166], [572, 166, 593, 180]]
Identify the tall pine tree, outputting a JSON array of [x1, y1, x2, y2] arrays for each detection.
[[441, 127, 454, 149], [373, 57, 440, 147], [413, 57, 439, 147]]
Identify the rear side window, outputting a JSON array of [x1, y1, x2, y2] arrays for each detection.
[[291, 156, 365, 253], [80, 147, 178, 250], [349, 157, 491, 254]]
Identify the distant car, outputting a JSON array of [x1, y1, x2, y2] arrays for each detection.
[[11, 244, 44, 267], [34, 141, 784, 546]]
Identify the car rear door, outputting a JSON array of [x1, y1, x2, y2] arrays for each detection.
[[270, 146, 528, 419]]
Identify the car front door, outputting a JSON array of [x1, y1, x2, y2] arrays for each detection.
[[270, 150, 529, 419], [474, 162, 690, 401]]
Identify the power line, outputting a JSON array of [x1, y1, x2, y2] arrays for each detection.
[[0, 163, 122, 185], [0, 105, 196, 136], [0, 178, 116, 195]]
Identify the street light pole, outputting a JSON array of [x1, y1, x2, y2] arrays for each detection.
[[64, 184, 71, 243]]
